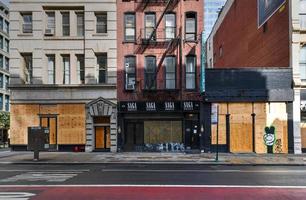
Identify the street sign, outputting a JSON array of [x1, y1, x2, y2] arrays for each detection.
[[211, 104, 218, 124]]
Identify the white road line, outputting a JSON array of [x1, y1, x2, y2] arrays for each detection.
[[101, 169, 306, 173], [0, 185, 305, 189], [0, 170, 89, 172], [0, 192, 36, 200]]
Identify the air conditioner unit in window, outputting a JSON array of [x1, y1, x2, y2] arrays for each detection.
[[45, 28, 54, 36]]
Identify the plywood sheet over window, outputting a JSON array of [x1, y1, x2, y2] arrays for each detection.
[[57, 104, 86, 145], [10, 104, 40, 145]]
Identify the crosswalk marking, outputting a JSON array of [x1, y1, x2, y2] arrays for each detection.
[[0, 171, 85, 183]]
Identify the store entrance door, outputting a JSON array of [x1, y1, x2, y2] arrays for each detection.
[[95, 126, 110, 151], [185, 114, 200, 150], [124, 121, 144, 151], [40, 116, 57, 150]]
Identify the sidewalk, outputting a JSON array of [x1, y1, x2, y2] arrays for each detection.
[[0, 150, 305, 165]]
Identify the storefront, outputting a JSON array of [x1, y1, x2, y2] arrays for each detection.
[[118, 101, 201, 152]]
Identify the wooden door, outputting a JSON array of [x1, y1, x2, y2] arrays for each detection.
[[41, 117, 57, 146], [95, 126, 110, 149]]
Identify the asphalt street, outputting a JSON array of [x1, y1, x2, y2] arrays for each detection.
[[0, 164, 306, 199]]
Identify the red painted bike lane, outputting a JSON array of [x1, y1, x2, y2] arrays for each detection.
[[0, 186, 305, 200]]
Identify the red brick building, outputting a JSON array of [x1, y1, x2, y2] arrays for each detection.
[[204, 0, 294, 154], [208, 0, 289, 68], [117, 0, 203, 152]]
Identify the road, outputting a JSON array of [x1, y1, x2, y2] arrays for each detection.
[[0, 163, 305, 199]]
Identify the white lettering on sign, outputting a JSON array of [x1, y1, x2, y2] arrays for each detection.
[[184, 102, 194, 111], [127, 102, 137, 111], [146, 102, 156, 111], [165, 102, 175, 111]]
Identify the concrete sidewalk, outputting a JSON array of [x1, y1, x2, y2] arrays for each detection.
[[0, 150, 305, 165]]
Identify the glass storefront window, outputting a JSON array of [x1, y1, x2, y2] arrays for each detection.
[[144, 121, 184, 152]]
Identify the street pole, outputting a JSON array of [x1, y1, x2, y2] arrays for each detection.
[[216, 105, 219, 162]]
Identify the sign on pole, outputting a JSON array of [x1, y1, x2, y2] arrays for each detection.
[[211, 104, 218, 124], [258, 0, 286, 28]]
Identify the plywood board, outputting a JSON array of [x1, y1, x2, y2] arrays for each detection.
[[301, 123, 306, 148], [10, 104, 40, 145]]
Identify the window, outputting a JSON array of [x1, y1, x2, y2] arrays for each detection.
[[62, 55, 70, 84], [0, 35, 3, 49], [77, 55, 85, 84], [185, 55, 196, 89], [0, 16, 3, 31], [124, 13, 135, 41], [4, 39, 8, 52], [4, 76, 8, 90], [23, 54, 33, 84], [185, 12, 197, 41], [300, 46, 306, 81], [62, 12, 70, 36], [165, 13, 176, 40], [124, 56, 136, 90], [144, 56, 156, 90], [0, 94, 3, 111], [97, 54, 107, 83], [22, 13, 32, 33], [5, 95, 9, 111], [46, 12, 55, 31], [77, 13, 84, 36], [4, 21, 9, 34], [0, 74, 3, 88], [0, 55, 2, 69], [47, 55, 55, 84], [4, 57, 9, 70], [96, 13, 107, 33], [145, 13, 156, 40], [301, 0, 306, 29], [164, 56, 176, 89]]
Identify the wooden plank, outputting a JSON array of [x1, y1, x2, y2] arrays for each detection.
[[301, 123, 306, 148], [95, 127, 104, 149], [49, 118, 57, 145]]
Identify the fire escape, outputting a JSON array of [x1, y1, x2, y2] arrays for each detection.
[[134, 0, 181, 95]]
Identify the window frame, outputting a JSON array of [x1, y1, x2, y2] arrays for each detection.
[[22, 13, 33, 34], [76, 12, 84, 37], [124, 12, 136, 42], [22, 53, 33, 84], [164, 56, 176, 90], [46, 12, 55, 31], [96, 53, 107, 84], [62, 55, 70, 84], [164, 13, 176, 41], [300, 45, 306, 82], [144, 55, 157, 90], [185, 55, 197, 90], [144, 12, 156, 40], [124, 55, 136, 91], [300, 0, 306, 29], [5, 95, 9, 112], [76, 54, 85, 84], [185, 12, 197, 42], [96, 12, 107, 34], [47, 55, 55, 84], [61, 12, 70, 36]]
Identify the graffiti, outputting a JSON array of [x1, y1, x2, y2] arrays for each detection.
[[274, 139, 282, 154], [263, 126, 276, 146], [143, 143, 185, 152]]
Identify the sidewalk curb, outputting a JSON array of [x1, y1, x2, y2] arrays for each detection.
[[1, 161, 305, 166]]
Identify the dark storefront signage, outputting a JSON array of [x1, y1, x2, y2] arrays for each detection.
[[119, 101, 200, 113]]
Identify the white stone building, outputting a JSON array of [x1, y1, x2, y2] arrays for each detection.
[[9, 0, 117, 152]]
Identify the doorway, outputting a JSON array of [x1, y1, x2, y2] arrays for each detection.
[[95, 126, 110, 151], [124, 121, 144, 151], [40, 116, 57, 150], [185, 114, 200, 150]]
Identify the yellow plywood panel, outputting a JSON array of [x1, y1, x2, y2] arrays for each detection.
[[95, 127, 105, 149], [254, 103, 267, 153], [39, 105, 58, 114], [301, 123, 306, 148], [211, 114, 226, 144], [228, 103, 252, 115], [57, 104, 86, 145], [10, 104, 40, 145], [49, 118, 57, 145]]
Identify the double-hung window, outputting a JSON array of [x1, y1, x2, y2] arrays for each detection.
[[300, 46, 306, 81], [125, 56, 136, 90], [4, 21, 9, 34], [0, 36, 2, 49], [23, 54, 33, 84], [47, 55, 55, 84], [124, 13, 136, 41], [96, 13, 107, 33], [4, 39, 8, 52], [77, 13, 84, 36], [0, 56, 3, 69], [0, 75, 3, 89], [4, 57, 9, 70], [62, 55, 70, 84], [164, 56, 176, 89], [145, 13, 156, 40], [62, 12, 70, 36], [5, 95, 9, 111], [185, 12, 197, 41], [144, 56, 156, 90], [165, 13, 176, 40], [46, 12, 55, 32], [4, 76, 8, 90], [0, 94, 3, 111], [301, 0, 306, 29], [0, 17, 3, 31], [22, 13, 32, 33], [97, 54, 107, 84], [77, 55, 85, 84], [185, 55, 196, 89]]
